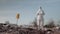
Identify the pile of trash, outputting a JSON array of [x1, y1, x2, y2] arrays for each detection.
[[0, 23, 49, 34]]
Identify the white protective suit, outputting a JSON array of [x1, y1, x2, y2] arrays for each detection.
[[36, 7, 45, 30]]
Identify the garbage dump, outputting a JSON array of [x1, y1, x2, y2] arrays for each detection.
[[0, 23, 60, 34], [0, 23, 48, 34]]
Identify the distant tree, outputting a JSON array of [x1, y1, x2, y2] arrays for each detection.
[[5, 21, 10, 24], [32, 18, 38, 27], [44, 19, 55, 28], [58, 20, 60, 25]]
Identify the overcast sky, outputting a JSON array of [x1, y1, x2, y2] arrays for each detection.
[[0, 0, 60, 25]]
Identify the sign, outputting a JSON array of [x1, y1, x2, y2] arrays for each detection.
[[16, 13, 20, 19]]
